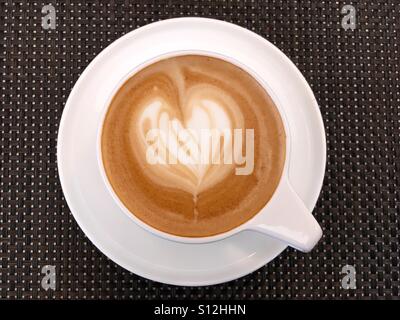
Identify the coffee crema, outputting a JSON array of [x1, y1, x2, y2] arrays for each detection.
[[101, 55, 286, 237]]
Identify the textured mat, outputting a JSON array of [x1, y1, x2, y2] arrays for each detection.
[[1, 0, 399, 299]]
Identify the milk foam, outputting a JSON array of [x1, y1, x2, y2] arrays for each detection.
[[136, 81, 246, 196]]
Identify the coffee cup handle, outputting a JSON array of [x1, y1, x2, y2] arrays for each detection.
[[248, 176, 322, 252]]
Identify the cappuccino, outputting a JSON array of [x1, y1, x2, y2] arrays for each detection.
[[101, 55, 286, 237]]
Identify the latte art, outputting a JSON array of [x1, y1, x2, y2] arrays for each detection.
[[136, 62, 255, 198], [101, 55, 286, 237]]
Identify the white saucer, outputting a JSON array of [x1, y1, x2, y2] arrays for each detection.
[[57, 18, 326, 286]]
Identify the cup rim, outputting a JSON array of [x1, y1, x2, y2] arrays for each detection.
[[96, 49, 292, 244]]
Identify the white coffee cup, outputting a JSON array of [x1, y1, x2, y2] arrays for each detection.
[[97, 50, 323, 253]]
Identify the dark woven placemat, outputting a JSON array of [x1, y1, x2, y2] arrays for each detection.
[[1, 0, 399, 299]]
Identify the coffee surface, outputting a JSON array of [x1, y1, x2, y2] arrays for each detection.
[[101, 55, 286, 237]]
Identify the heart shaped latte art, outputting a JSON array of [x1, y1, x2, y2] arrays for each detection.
[[133, 79, 247, 197]]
